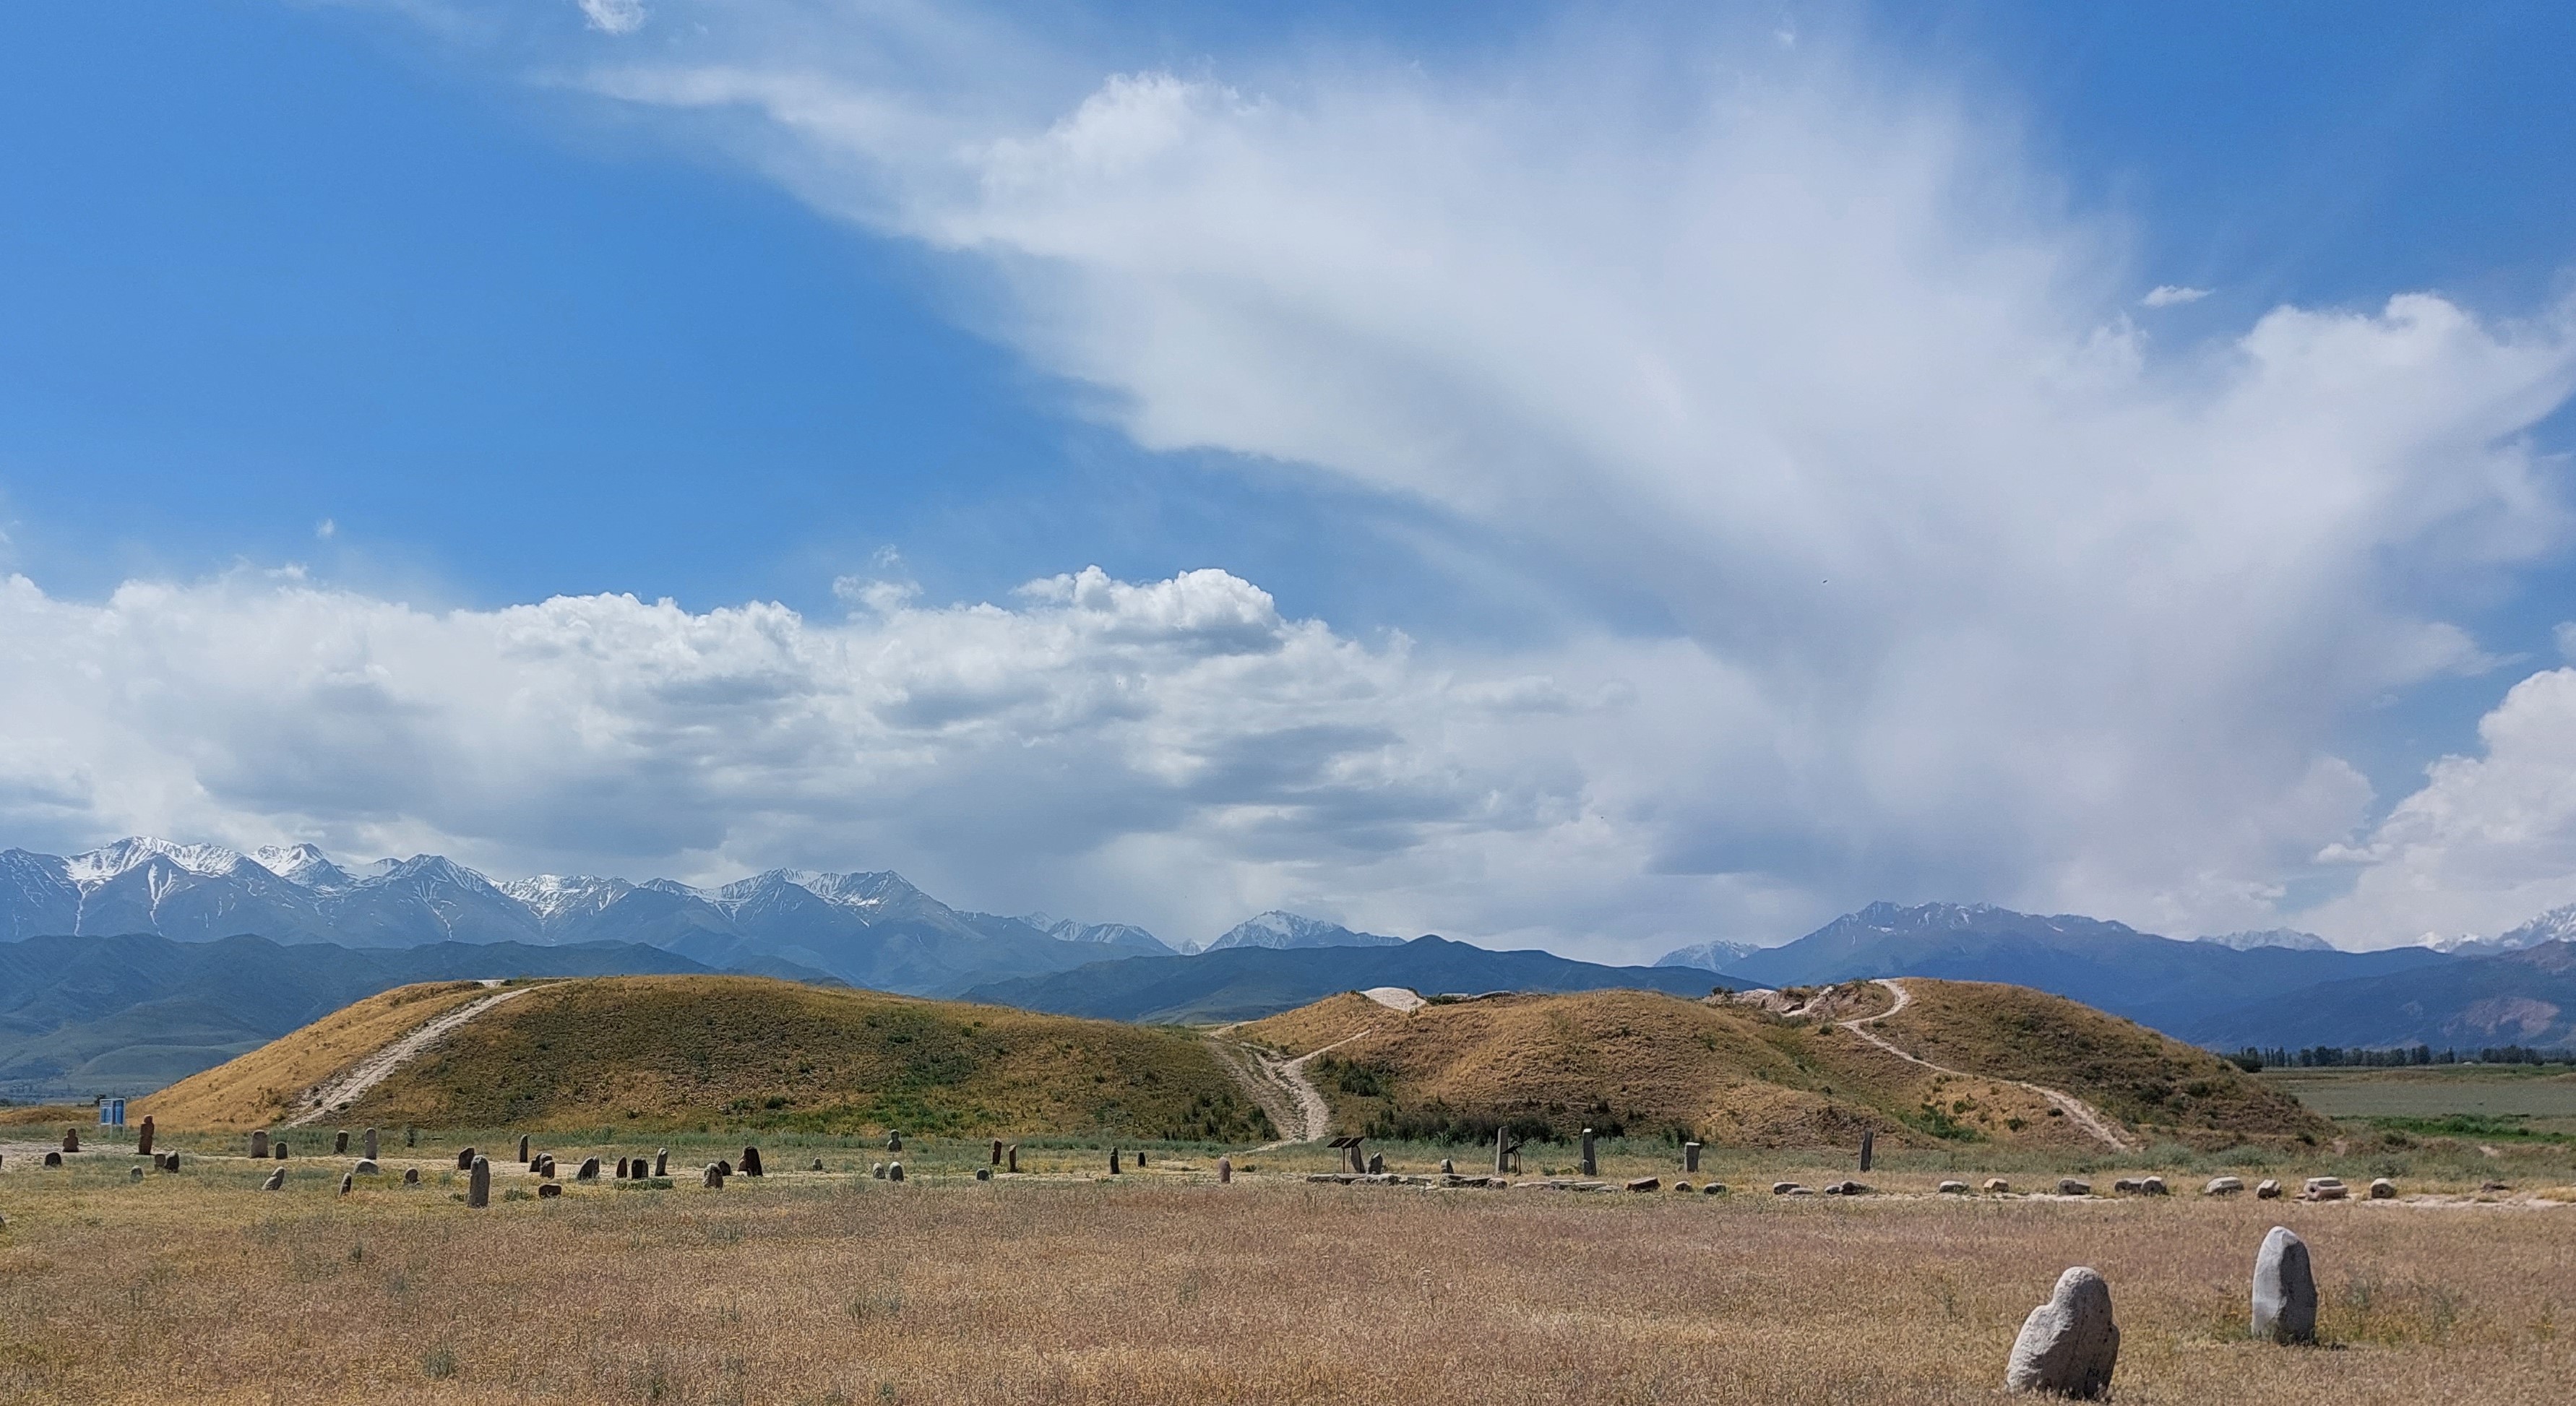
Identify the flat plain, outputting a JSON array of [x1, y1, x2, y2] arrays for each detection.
[[4, 1129, 2575, 1405]]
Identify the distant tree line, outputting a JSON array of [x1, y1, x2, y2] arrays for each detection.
[[2226, 1044, 2575, 1071]]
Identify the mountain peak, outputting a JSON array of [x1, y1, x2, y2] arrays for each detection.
[[250, 842, 352, 890], [2197, 928, 2335, 953], [63, 837, 261, 888], [1202, 910, 1405, 952]]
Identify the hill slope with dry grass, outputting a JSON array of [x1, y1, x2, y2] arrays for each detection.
[[142, 980, 500, 1131], [1235, 980, 2331, 1150], [146, 975, 1273, 1141]]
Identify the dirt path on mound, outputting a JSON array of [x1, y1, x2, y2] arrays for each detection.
[[284, 983, 528, 1127], [1840, 978, 2134, 1152], [1214, 1030, 1378, 1151]]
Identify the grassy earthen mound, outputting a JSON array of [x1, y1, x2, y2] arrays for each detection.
[[142, 980, 499, 1131], [147, 975, 1272, 1141], [1869, 978, 2333, 1142], [1239, 980, 2331, 1150]]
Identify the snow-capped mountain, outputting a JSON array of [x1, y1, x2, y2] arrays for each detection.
[[1017, 913, 1174, 954], [1199, 910, 1405, 952], [1652, 939, 1766, 972], [2195, 928, 2335, 953], [2431, 902, 2576, 957]]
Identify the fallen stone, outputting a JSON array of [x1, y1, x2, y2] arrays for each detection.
[[262, 1168, 284, 1191], [538, 1183, 561, 1199], [2255, 1179, 2283, 1199], [2140, 1176, 2168, 1196], [1771, 1181, 1801, 1195], [741, 1147, 763, 1177], [2251, 1225, 2317, 1344], [2004, 1267, 2119, 1398], [468, 1155, 491, 1208], [975, 1167, 991, 1181], [887, 1161, 905, 1182], [2204, 1177, 2245, 1196], [2302, 1176, 2344, 1194], [404, 1168, 420, 1185], [353, 1159, 380, 1175], [2057, 1178, 2091, 1197], [130, 1166, 144, 1182], [1985, 1178, 2011, 1194], [2369, 1178, 2395, 1200], [1625, 1176, 1661, 1192], [2304, 1183, 2347, 1202], [1702, 1182, 1728, 1194], [2111, 1178, 2142, 1194], [1939, 1181, 1970, 1194], [2483, 1180, 2510, 1193], [43, 1152, 61, 1168], [160, 1152, 180, 1172], [1828, 1180, 1868, 1196], [1674, 1181, 1692, 1193]]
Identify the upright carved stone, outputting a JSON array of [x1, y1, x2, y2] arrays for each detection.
[[1684, 1141, 1701, 1173], [339, 1173, 353, 1196], [991, 1139, 1004, 1166], [251, 1130, 270, 1158], [468, 1155, 491, 1208], [274, 1142, 288, 1160], [2004, 1267, 2119, 1398], [1366, 1153, 1385, 1175], [62, 1127, 79, 1154], [1109, 1148, 1122, 1175], [577, 1157, 600, 1181], [887, 1131, 904, 1152], [1495, 1126, 1511, 1175], [137, 1116, 155, 1156], [1859, 1129, 1874, 1173], [741, 1147, 763, 1177], [872, 1163, 887, 1179], [703, 1163, 725, 1189], [518, 1134, 532, 1165], [616, 1158, 631, 1179], [655, 1149, 669, 1177], [1579, 1128, 1596, 1178], [887, 1161, 905, 1182], [335, 1130, 349, 1155], [2251, 1227, 2317, 1345], [1006, 1144, 1019, 1173], [1218, 1155, 1233, 1184], [1439, 1157, 1455, 1175], [363, 1127, 379, 1160], [456, 1147, 477, 1171]]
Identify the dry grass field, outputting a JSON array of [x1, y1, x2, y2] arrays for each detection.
[[2, 1134, 2572, 1405]]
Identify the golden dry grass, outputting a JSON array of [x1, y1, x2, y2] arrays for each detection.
[[0, 1105, 90, 1129], [1, 1143, 2571, 1404], [1234, 986, 2230, 1152], [141, 980, 498, 1131]]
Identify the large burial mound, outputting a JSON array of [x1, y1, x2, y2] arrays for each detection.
[[145, 975, 1274, 1141], [1236, 979, 2329, 1150]]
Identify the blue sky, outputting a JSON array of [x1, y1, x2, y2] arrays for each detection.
[[4, 1, 2575, 954]]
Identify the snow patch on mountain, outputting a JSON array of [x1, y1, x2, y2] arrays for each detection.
[[499, 874, 637, 923], [2196, 928, 2335, 952], [1201, 910, 1405, 952], [1652, 939, 1765, 971]]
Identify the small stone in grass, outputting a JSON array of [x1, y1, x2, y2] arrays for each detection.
[[262, 1168, 284, 1191]]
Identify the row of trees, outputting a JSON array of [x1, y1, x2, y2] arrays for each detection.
[[2228, 1044, 2574, 1071]]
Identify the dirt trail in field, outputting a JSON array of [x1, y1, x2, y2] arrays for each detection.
[[1839, 978, 2135, 1152], [284, 983, 528, 1127]]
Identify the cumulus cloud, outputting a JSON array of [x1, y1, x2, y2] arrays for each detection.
[[71, 4, 2576, 950], [2312, 669, 2576, 944], [574, 0, 645, 36], [2141, 284, 2210, 308]]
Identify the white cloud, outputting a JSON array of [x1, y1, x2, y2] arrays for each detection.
[[94, 5, 2576, 951], [2312, 668, 2576, 944], [574, 0, 645, 36], [2141, 284, 2210, 308]]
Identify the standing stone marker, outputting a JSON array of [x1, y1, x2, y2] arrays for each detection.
[[339, 1173, 353, 1196], [1006, 1144, 1019, 1174], [538, 1183, 562, 1199], [467, 1155, 491, 1208], [250, 1130, 270, 1159], [1859, 1129, 1874, 1173], [43, 1152, 62, 1168], [274, 1142, 288, 1160], [704, 1163, 726, 1189], [261, 1168, 284, 1191], [353, 1160, 379, 1175], [616, 1158, 631, 1179], [991, 1139, 1004, 1166], [1366, 1153, 1385, 1175], [2251, 1226, 2317, 1345], [2368, 1178, 2396, 1200], [655, 1149, 669, 1177], [1109, 1148, 1122, 1175], [519, 1134, 532, 1165], [887, 1131, 904, 1152], [335, 1130, 349, 1155], [2004, 1267, 2119, 1398], [872, 1163, 887, 1179], [363, 1127, 379, 1160], [1495, 1126, 1512, 1175], [1684, 1141, 1701, 1173], [137, 1116, 155, 1156], [741, 1147, 763, 1177], [1218, 1155, 1233, 1184], [1579, 1128, 1597, 1178], [1439, 1157, 1455, 1175], [129, 1166, 144, 1183], [62, 1127, 79, 1154], [577, 1157, 601, 1181], [887, 1161, 905, 1182], [456, 1147, 478, 1171]]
